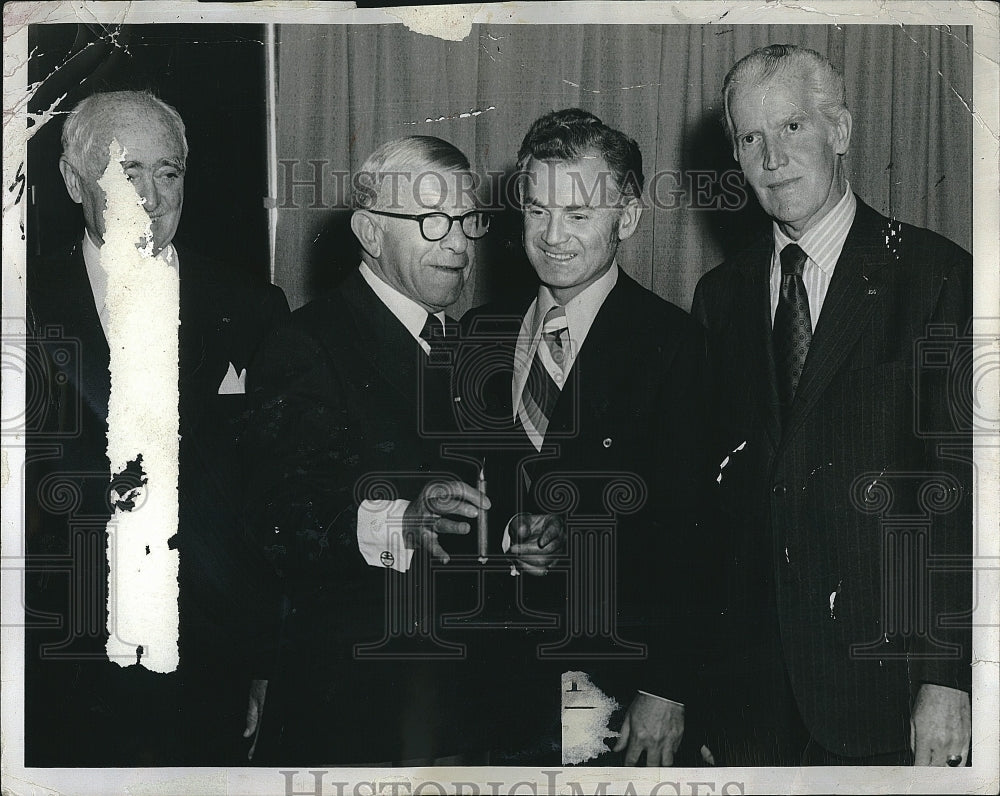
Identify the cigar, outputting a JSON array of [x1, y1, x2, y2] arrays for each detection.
[[477, 462, 488, 563]]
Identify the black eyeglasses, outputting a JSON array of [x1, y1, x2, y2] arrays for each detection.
[[366, 209, 491, 242]]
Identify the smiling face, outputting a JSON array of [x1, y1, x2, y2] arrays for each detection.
[[60, 109, 186, 254], [520, 154, 641, 304], [355, 169, 475, 313], [729, 72, 852, 239]]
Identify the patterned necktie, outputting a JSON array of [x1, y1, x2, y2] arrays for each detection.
[[518, 305, 570, 450], [773, 243, 812, 416]]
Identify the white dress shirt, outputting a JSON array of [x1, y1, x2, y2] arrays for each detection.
[[358, 261, 444, 354], [769, 185, 856, 329]]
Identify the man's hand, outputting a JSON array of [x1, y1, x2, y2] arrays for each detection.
[[403, 479, 490, 564], [244, 679, 268, 738], [508, 513, 566, 576], [613, 693, 684, 766], [911, 683, 971, 765]]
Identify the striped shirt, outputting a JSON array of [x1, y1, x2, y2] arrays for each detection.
[[770, 186, 857, 328]]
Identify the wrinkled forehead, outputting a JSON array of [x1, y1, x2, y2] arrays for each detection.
[[87, 110, 185, 169], [729, 71, 816, 124], [376, 168, 477, 211]]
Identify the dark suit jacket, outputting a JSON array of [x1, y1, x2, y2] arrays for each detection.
[[456, 270, 720, 760], [243, 268, 476, 764], [691, 196, 973, 758], [24, 239, 289, 765]]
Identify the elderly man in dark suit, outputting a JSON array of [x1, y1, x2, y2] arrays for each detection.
[[457, 109, 718, 766], [692, 44, 972, 766], [25, 90, 289, 765], [242, 135, 500, 765]]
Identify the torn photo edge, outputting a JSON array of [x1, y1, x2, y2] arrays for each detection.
[[2, 2, 997, 794]]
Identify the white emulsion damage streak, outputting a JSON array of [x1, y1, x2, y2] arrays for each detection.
[[562, 670, 620, 765], [99, 138, 180, 674]]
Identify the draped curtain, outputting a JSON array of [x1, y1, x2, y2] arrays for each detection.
[[273, 24, 972, 315]]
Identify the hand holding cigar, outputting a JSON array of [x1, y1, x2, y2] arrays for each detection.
[[402, 479, 491, 565]]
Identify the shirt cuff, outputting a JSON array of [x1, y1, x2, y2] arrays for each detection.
[[357, 499, 413, 573], [637, 690, 684, 709], [502, 515, 518, 576]]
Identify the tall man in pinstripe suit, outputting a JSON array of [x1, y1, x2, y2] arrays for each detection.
[[692, 44, 972, 766]]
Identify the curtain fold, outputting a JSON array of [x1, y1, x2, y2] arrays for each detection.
[[274, 24, 972, 315]]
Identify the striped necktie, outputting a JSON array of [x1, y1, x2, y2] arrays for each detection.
[[518, 304, 569, 450], [773, 243, 812, 418]]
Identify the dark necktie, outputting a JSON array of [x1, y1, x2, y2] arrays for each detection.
[[773, 243, 812, 415], [419, 313, 449, 361], [419, 312, 456, 432]]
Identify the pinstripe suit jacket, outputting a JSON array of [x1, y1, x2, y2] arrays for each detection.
[[691, 196, 973, 757]]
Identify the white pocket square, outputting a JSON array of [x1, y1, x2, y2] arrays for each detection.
[[218, 362, 246, 395]]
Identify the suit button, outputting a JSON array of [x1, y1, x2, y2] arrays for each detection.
[[772, 483, 786, 495], [602, 438, 613, 448]]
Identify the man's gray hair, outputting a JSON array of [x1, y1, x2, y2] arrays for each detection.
[[351, 135, 471, 210], [722, 44, 848, 144], [61, 90, 188, 177]]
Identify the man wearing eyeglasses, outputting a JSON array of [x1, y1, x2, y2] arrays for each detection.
[[242, 135, 494, 764]]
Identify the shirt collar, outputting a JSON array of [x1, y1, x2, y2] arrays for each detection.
[[772, 183, 856, 275], [81, 229, 103, 282], [358, 261, 444, 342], [532, 261, 619, 347]]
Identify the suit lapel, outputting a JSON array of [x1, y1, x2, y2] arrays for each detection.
[[339, 269, 423, 403], [717, 238, 781, 453], [550, 273, 631, 433], [778, 198, 892, 449], [467, 309, 523, 429], [178, 248, 208, 386], [744, 242, 783, 452], [176, 247, 234, 443], [41, 242, 112, 424]]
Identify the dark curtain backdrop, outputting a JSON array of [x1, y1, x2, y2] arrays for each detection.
[[27, 24, 269, 277], [273, 24, 972, 315]]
